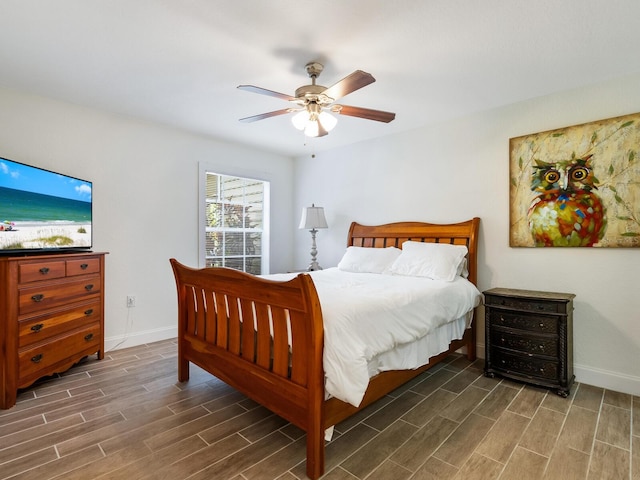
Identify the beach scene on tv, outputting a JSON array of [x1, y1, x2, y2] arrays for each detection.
[[0, 158, 92, 251]]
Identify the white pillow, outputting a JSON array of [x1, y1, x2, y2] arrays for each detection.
[[388, 241, 468, 281], [337, 246, 402, 274]]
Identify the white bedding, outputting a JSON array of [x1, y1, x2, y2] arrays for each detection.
[[265, 267, 482, 407]]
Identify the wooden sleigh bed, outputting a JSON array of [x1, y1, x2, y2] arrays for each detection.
[[170, 218, 480, 479]]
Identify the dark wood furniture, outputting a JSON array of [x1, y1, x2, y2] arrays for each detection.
[[170, 218, 480, 479], [0, 252, 106, 409], [484, 287, 575, 397]]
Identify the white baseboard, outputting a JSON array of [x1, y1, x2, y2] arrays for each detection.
[[104, 326, 177, 352], [574, 363, 640, 396], [476, 342, 640, 396]]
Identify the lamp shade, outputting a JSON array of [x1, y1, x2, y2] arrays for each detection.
[[299, 204, 328, 230]]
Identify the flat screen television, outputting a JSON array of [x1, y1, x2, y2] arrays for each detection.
[[0, 156, 93, 254]]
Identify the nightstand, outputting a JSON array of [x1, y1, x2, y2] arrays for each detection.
[[483, 288, 575, 397]]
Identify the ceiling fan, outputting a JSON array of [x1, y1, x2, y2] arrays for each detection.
[[237, 62, 396, 138]]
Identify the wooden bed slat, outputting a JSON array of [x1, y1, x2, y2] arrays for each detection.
[[227, 296, 241, 354], [255, 302, 271, 369], [170, 217, 479, 479], [271, 307, 290, 377], [240, 298, 256, 362]]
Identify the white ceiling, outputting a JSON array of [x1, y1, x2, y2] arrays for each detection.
[[1, 0, 639, 157]]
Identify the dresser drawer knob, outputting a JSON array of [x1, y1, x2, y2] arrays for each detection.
[[84, 333, 94, 341], [539, 344, 545, 350], [31, 294, 45, 302], [539, 322, 545, 328], [30, 323, 44, 332], [80, 263, 89, 270], [31, 353, 43, 363], [84, 284, 94, 291], [84, 309, 94, 316], [39, 267, 50, 274]]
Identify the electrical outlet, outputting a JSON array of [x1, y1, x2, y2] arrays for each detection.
[[126, 295, 136, 308]]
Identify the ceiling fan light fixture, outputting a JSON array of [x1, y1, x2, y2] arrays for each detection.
[[293, 108, 337, 137], [318, 111, 337, 132], [304, 120, 320, 137], [291, 110, 308, 130]]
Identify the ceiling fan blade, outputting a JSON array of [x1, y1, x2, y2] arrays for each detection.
[[239, 108, 293, 123], [321, 70, 375, 101], [237, 85, 297, 102], [333, 105, 396, 123]]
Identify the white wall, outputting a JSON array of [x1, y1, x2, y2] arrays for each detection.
[[293, 73, 640, 395], [0, 88, 294, 351]]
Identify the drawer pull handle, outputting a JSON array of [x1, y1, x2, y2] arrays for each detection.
[[30, 323, 44, 332], [84, 309, 94, 316], [80, 263, 89, 270], [31, 354, 43, 363], [31, 294, 45, 302], [84, 333, 94, 341], [539, 344, 545, 350], [39, 267, 50, 274], [539, 323, 545, 328], [84, 284, 94, 291]]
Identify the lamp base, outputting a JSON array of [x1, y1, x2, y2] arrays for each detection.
[[306, 228, 323, 272], [306, 261, 323, 272]]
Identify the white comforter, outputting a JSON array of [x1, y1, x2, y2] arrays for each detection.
[[265, 268, 481, 407]]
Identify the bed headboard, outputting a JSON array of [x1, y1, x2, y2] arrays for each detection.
[[347, 218, 480, 286]]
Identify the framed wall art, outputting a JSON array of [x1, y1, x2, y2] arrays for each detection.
[[509, 112, 640, 247]]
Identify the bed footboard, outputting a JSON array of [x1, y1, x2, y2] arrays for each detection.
[[170, 259, 326, 479]]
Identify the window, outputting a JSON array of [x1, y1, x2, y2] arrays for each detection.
[[202, 172, 269, 275]]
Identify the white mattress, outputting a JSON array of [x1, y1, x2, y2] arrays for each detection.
[[264, 268, 481, 407]]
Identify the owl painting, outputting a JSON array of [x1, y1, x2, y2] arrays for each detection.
[[528, 154, 606, 247]]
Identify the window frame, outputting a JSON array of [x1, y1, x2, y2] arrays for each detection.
[[198, 162, 270, 274]]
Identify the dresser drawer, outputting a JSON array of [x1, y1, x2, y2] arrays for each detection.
[[488, 310, 559, 335], [490, 329, 558, 357], [19, 260, 66, 283], [19, 301, 102, 348], [491, 348, 559, 381], [66, 257, 101, 276], [18, 275, 101, 315], [18, 322, 101, 383], [484, 291, 570, 314]]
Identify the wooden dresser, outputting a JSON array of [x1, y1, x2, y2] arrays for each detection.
[[484, 287, 575, 397], [0, 252, 107, 409]]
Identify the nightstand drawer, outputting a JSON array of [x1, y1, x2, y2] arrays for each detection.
[[492, 348, 559, 381], [490, 329, 558, 357], [485, 293, 562, 313], [488, 310, 559, 335]]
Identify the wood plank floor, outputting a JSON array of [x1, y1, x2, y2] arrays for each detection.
[[0, 339, 637, 479]]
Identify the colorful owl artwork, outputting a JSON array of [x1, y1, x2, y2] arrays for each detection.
[[528, 155, 606, 247]]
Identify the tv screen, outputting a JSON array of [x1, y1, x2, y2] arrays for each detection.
[[0, 156, 93, 254]]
